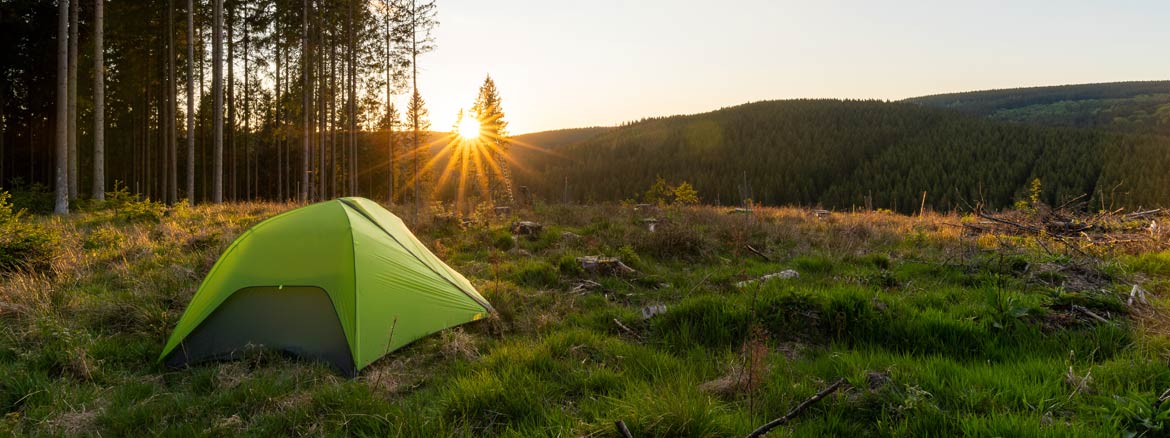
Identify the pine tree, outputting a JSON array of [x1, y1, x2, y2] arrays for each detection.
[[470, 75, 511, 204]]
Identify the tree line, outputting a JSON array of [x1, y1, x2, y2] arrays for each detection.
[[1, 0, 512, 215]]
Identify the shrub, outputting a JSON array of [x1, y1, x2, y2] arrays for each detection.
[[0, 191, 55, 273], [489, 228, 515, 251], [4, 178, 54, 214], [105, 181, 165, 223]]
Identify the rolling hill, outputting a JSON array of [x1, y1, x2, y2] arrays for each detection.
[[509, 99, 1170, 212], [905, 81, 1170, 135]]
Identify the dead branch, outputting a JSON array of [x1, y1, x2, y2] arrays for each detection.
[[746, 245, 771, 261], [1071, 305, 1110, 324], [613, 318, 642, 341], [615, 420, 633, 438], [747, 378, 846, 438]]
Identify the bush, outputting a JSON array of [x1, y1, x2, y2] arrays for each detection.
[[0, 191, 55, 273], [4, 178, 54, 214], [105, 181, 165, 223]]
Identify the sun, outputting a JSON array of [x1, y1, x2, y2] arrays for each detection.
[[457, 117, 481, 139]]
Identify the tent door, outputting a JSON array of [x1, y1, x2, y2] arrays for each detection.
[[163, 286, 356, 376]]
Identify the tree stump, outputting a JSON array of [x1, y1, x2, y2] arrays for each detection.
[[577, 256, 636, 276], [511, 220, 543, 237]]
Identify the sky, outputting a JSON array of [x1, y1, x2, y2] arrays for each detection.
[[407, 0, 1170, 135]]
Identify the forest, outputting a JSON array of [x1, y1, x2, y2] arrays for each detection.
[[3, 0, 1169, 216], [1, 0, 515, 215], [906, 80, 1170, 135], [514, 99, 1170, 213]]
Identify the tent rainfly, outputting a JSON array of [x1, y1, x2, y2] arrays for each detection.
[[159, 197, 492, 376]]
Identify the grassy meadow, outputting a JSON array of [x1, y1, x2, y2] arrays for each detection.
[[3, 196, 1170, 436]]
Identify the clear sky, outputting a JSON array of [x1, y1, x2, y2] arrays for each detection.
[[406, 0, 1170, 134]]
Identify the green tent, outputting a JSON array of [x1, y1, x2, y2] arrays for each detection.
[[159, 197, 492, 376]]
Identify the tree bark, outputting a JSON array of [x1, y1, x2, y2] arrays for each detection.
[[92, 0, 105, 200], [212, 0, 224, 203]]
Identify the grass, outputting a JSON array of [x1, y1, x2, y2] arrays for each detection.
[[2, 199, 1170, 436]]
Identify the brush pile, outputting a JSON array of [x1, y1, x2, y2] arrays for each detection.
[[962, 196, 1166, 252]]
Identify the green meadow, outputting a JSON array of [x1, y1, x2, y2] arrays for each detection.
[[2, 197, 1169, 436]]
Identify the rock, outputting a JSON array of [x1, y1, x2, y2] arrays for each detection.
[[641, 304, 668, 320], [561, 231, 582, 240], [494, 206, 511, 216], [735, 269, 799, 287]]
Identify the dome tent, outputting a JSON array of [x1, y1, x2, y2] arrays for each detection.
[[159, 197, 492, 376]]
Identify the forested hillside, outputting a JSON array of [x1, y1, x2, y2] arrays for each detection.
[[519, 100, 1170, 212], [906, 81, 1170, 135]]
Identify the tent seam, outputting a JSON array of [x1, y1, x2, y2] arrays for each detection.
[[342, 201, 362, 368]]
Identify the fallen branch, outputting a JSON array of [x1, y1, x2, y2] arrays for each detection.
[[613, 318, 642, 341], [746, 245, 771, 261], [746, 378, 846, 438], [615, 420, 633, 438], [1125, 209, 1162, 220], [976, 210, 1040, 234], [1071, 304, 1110, 324]]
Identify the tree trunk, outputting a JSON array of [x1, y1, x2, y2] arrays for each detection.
[[92, 0, 105, 200], [68, 0, 79, 200], [242, 2, 250, 200], [212, 0, 224, 203], [167, 0, 178, 204], [330, 36, 337, 198], [384, 0, 393, 205], [275, 8, 282, 202], [186, 0, 195, 204], [55, 0, 70, 214], [412, 0, 419, 219], [227, 6, 235, 201], [347, 0, 356, 196], [301, 0, 309, 202]]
